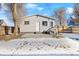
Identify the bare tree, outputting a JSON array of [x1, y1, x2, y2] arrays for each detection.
[[74, 3, 79, 18], [53, 8, 65, 26], [52, 8, 66, 36], [71, 3, 79, 24], [7, 3, 25, 35]]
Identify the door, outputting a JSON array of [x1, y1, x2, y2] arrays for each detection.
[[5, 26, 9, 35], [36, 22, 40, 32]]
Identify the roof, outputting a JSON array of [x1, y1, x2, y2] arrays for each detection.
[[20, 14, 56, 20], [0, 20, 5, 26], [0, 19, 14, 27], [0, 20, 4, 25], [34, 14, 55, 20], [72, 18, 79, 23]]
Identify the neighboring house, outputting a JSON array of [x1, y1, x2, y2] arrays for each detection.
[[0, 20, 14, 35], [19, 14, 55, 33], [61, 18, 79, 33], [72, 18, 79, 25], [72, 18, 79, 33], [0, 4, 15, 35], [0, 20, 6, 35]]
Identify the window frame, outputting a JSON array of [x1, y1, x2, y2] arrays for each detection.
[[42, 21, 48, 26], [50, 22, 53, 27], [24, 21, 29, 25]]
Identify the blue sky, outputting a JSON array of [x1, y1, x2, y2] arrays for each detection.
[[24, 3, 74, 16], [0, 3, 75, 26], [23, 3, 75, 26], [0, 5, 14, 26]]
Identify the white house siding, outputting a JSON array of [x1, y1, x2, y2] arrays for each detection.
[[19, 15, 55, 33], [20, 16, 36, 32], [37, 16, 55, 32]]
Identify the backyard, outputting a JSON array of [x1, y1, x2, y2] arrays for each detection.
[[0, 33, 79, 55]]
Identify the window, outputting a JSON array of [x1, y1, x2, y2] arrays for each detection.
[[42, 21, 47, 26], [50, 22, 53, 27], [24, 21, 29, 25]]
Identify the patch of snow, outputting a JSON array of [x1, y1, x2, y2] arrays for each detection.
[[61, 33, 79, 39], [0, 37, 79, 55]]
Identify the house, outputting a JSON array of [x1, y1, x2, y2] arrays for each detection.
[[60, 18, 79, 34], [0, 4, 15, 36], [0, 20, 5, 35], [72, 18, 79, 33], [0, 20, 14, 35], [19, 14, 55, 33]]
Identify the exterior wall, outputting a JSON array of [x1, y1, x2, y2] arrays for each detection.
[[19, 15, 55, 33], [20, 16, 37, 32], [58, 26, 79, 33], [37, 16, 55, 32], [8, 27, 13, 34], [0, 26, 14, 35], [72, 26, 79, 33], [0, 26, 5, 35]]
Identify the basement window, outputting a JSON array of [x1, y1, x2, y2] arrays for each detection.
[[42, 21, 47, 26], [24, 21, 29, 25]]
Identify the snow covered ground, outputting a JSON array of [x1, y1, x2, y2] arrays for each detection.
[[0, 37, 79, 55], [61, 33, 79, 38]]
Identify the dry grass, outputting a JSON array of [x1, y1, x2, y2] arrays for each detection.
[[0, 33, 22, 41], [0, 32, 64, 41]]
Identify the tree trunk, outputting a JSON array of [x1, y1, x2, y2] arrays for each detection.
[[12, 4, 18, 35]]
